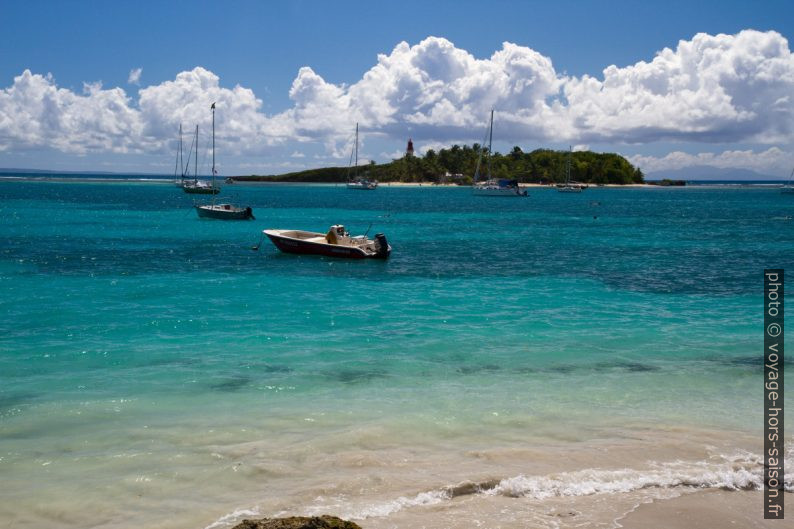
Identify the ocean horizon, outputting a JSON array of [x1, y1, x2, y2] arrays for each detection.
[[1, 178, 792, 528]]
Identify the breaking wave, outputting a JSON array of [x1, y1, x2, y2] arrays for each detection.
[[206, 451, 793, 527], [334, 451, 792, 521]]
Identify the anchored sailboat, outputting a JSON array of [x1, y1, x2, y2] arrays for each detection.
[[195, 103, 254, 220], [347, 123, 378, 190], [472, 110, 527, 196], [181, 123, 221, 195], [557, 147, 584, 193]]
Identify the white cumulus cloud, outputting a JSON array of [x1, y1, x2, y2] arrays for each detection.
[[628, 147, 792, 175], [0, 70, 143, 154], [137, 66, 287, 153], [273, 37, 563, 146], [269, 31, 794, 147], [0, 67, 289, 157], [128, 67, 142, 85], [561, 30, 794, 144], [0, 29, 792, 172]]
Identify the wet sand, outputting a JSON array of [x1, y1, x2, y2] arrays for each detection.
[[618, 490, 783, 529]]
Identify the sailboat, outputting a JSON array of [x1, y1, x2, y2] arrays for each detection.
[[195, 103, 255, 220], [182, 124, 221, 195], [472, 110, 527, 196], [347, 123, 378, 190], [781, 168, 794, 194], [557, 147, 584, 193]]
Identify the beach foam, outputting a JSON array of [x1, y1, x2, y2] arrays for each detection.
[[290, 451, 791, 524], [204, 507, 262, 529], [489, 456, 769, 499]]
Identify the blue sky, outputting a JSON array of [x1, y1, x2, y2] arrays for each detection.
[[1, 0, 793, 177]]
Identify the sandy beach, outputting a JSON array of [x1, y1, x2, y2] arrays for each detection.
[[618, 490, 778, 529]]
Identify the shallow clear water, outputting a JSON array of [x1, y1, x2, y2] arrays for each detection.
[[0, 180, 792, 528]]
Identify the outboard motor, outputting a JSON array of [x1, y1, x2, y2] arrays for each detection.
[[245, 207, 255, 220], [373, 233, 390, 259]]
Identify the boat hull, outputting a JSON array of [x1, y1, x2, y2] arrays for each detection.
[[472, 186, 527, 196], [196, 204, 254, 220], [183, 185, 220, 195], [347, 181, 378, 190], [264, 230, 390, 259]]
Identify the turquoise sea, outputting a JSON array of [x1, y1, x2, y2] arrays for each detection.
[[1, 178, 792, 528]]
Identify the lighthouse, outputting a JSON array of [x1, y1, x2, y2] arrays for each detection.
[[406, 138, 414, 158]]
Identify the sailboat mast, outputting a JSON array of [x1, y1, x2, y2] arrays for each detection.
[[194, 125, 198, 180], [179, 124, 184, 180], [355, 123, 359, 169], [487, 109, 494, 179], [174, 125, 180, 182], [566, 146, 572, 184], [211, 102, 216, 187]]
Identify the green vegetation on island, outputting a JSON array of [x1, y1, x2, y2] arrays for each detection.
[[648, 178, 687, 186], [235, 145, 644, 185]]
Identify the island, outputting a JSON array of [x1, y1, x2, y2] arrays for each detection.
[[647, 178, 687, 186], [233, 146, 645, 186]]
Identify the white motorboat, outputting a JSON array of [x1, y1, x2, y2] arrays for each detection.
[[264, 225, 391, 259]]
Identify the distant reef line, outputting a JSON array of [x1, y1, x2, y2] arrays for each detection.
[[234, 146, 645, 186]]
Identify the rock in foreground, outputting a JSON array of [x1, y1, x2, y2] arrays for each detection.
[[232, 516, 362, 529]]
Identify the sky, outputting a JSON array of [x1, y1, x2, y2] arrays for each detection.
[[1, 0, 793, 177]]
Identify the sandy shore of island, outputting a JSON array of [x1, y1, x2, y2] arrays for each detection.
[[341, 181, 659, 188], [617, 489, 783, 529], [328, 181, 657, 188]]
